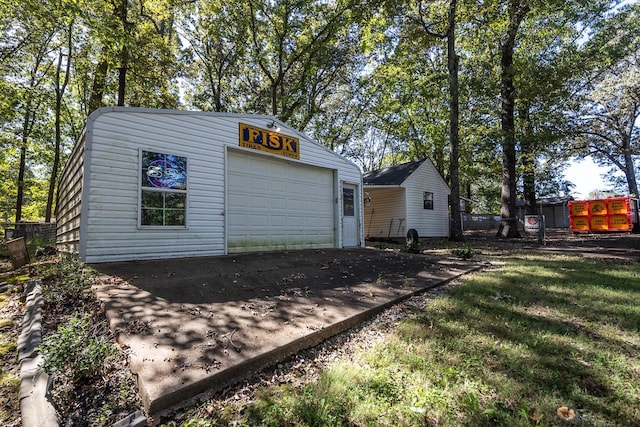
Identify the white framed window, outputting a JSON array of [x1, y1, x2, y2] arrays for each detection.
[[423, 191, 434, 210], [343, 187, 355, 216], [139, 150, 188, 227]]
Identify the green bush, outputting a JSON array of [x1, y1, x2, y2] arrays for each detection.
[[402, 241, 423, 254], [39, 312, 115, 383], [39, 254, 95, 304], [450, 244, 474, 260]]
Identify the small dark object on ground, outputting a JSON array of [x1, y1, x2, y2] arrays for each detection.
[[406, 229, 419, 245], [35, 246, 57, 258]]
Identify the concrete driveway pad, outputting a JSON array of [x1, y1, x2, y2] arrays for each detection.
[[91, 248, 480, 416]]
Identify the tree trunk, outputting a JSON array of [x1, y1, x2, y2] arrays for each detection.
[[623, 149, 639, 196], [498, 42, 520, 237], [46, 29, 72, 223], [15, 94, 35, 224], [497, 1, 528, 239], [88, 58, 109, 114], [447, 0, 463, 241], [15, 138, 27, 223], [117, 0, 129, 106], [117, 62, 127, 106], [46, 56, 63, 222], [520, 103, 536, 215]]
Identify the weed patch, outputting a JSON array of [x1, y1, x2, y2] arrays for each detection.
[[401, 241, 423, 254], [38, 254, 95, 305], [33, 254, 142, 425], [450, 244, 475, 259], [39, 312, 116, 383]]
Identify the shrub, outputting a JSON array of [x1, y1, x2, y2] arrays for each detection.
[[402, 241, 423, 254], [450, 244, 474, 260], [39, 254, 95, 304], [39, 312, 115, 383]]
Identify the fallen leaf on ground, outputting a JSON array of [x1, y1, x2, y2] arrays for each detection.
[[557, 406, 575, 421]]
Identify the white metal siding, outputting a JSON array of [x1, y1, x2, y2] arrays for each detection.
[[403, 160, 450, 237], [56, 132, 85, 254], [363, 188, 406, 238], [227, 150, 334, 252], [57, 108, 363, 262]]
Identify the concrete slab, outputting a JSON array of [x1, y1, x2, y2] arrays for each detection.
[[92, 248, 480, 416]]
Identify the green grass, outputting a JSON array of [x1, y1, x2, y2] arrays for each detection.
[[200, 253, 640, 426]]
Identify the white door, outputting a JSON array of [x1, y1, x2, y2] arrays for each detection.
[[342, 184, 358, 247], [227, 150, 335, 253]]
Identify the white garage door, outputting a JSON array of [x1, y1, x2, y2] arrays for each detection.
[[227, 150, 335, 253]]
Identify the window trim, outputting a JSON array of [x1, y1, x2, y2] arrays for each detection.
[[138, 149, 189, 229]]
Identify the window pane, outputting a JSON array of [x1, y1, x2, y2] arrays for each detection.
[[142, 151, 187, 190], [423, 192, 434, 210], [165, 192, 186, 209], [141, 190, 186, 226], [142, 208, 164, 225], [343, 188, 355, 216], [141, 190, 163, 208], [165, 210, 186, 226], [141, 152, 163, 188]]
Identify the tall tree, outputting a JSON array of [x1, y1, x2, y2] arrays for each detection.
[[116, 0, 130, 106], [179, 0, 250, 112], [11, 11, 57, 222], [496, 0, 528, 238], [46, 22, 74, 222], [575, 51, 640, 196], [446, 0, 462, 240], [82, 0, 182, 112], [414, 0, 463, 240], [245, 0, 366, 128]]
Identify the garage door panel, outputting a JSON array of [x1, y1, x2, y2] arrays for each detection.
[[287, 216, 304, 227], [271, 215, 290, 227], [269, 177, 287, 189], [250, 158, 268, 173], [252, 195, 270, 209], [248, 214, 269, 227], [288, 182, 304, 194], [251, 179, 268, 192], [227, 151, 334, 253], [227, 194, 247, 210], [228, 215, 247, 227]]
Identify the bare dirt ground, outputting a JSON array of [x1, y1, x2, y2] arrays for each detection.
[[458, 229, 640, 263]]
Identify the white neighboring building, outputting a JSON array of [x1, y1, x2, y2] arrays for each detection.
[[363, 158, 450, 239], [56, 107, 363, 263]]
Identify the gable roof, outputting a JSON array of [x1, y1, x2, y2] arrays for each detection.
[[516, 196, 573, 207], [363, 158, 427, 186]]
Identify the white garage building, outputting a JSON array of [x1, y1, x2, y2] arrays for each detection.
[[56, 107, 363, 263]]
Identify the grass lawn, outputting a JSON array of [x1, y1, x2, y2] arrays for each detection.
[[195, 252, 639, 426]]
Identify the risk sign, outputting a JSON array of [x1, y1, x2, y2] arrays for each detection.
[[524, 215, 540, 233]]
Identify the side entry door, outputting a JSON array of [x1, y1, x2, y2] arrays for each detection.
[[341, 184, 358, 247]]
